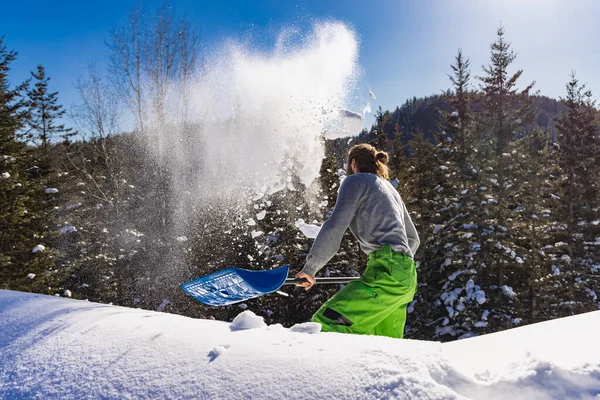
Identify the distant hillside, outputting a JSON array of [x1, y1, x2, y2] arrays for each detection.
[[358, 94, 567, 146]]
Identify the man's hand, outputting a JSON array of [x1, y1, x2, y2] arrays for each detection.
[[295, 271, 316, 290]]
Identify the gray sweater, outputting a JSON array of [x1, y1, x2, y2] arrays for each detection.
[[302, 173, 420, 277]]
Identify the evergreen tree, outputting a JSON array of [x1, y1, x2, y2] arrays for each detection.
[[407, 49, 491, 341], [508, 127, 561, 321], [0, 37, 59, 294], [478, 27, 536, 158], [370, 107, 391, 151], [444, 49, 474, 168], [555, 73, 599, 258], [545, 74, 600, 318], [26, 65, 74, 151]]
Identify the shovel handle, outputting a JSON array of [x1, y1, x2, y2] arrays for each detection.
[[283, 276, 360, 286]]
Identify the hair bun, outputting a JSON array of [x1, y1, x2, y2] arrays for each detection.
[[376, 151, 389, 164]]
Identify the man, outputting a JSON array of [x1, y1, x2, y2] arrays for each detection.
[[296, 143, 419, 338]]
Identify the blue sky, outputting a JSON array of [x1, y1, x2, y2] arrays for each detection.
[[2, 0, 599, 128]]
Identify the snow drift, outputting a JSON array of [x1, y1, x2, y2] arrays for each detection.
[[1, 290, 599, 399]]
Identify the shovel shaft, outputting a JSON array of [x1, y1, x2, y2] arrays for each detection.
[[283, 276, 360, 286]]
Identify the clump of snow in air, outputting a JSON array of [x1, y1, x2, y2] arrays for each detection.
[[1, 172, 10, 179], [32, 245, 45, 253], [176, 236, 188, 242], [44, 188, 58, 194], [65, 203, 82, 210], [340, 109, 364, 135], [290, 322, 322, 334], [59, 226, 76, 235], [324, 109, 364, 139], [362, 103, 371, 116], [230, 310, 267, 331], [295, 219, 321, 239], [250, 230, 263, 238], [26, 273, 35, 279], [256, 210, 267, 220], [63, 290, 72, 298], [369, 90, 376, 99], [2, 290, 600, 399]]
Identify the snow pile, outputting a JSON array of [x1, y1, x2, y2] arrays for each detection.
[[290, 322, 322, 334], [1, 290, 600, 399], [230, 310, 267, 330]]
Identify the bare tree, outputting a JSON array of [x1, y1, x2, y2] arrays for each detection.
[[108, 3, 148, 132], [105, 1, 204, 233], [176, 18, 202, 125], [107, 1, 203, 130], [73, 63, 120, 142], [69, 63, 123, 211]]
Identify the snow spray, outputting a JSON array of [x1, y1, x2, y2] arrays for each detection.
[[137, 21, 361, 282], [149, 21, 360, 220], [166, 21, 358, 197]]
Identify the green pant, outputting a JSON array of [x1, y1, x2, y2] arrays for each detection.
[[312, 245, 417, 338]]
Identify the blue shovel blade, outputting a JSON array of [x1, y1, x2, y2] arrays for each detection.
[[181, 265, 290, 306]]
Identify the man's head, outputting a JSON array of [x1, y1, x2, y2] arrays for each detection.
[[346, 143, 389, 180]]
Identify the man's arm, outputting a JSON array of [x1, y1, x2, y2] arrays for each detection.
[[301, 176, 364, 277]]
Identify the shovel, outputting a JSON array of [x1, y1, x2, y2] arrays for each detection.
[[181, 264, 359, 306]]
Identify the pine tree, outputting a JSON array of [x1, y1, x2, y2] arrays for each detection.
[[0, 37, 59, 293], [370, 106, 391, 151], [555, 73, 599, 258], [479, 27, 536, 158], [407, 49, 490, 341], [26, 65, 74, 151], [548, 74, 600, 317], [0, 36, 27, 152], [0, 36, 26, 270], [444, 49, 474, 168], [508, 127, 560, 321]]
